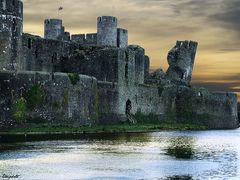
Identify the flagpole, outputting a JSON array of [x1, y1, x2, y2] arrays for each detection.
[[58, 6, 63, 19], [58, 0, 60, 19]]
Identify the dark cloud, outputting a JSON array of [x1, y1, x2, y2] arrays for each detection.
[[173, 0, 240, 39], [192, 73, 240, 98], [192, 81, 240, 92], [208, 0, 240, 35], [217, 48, 240, 53]]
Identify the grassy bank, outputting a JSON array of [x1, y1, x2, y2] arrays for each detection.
[[0, 123, 207, 135]]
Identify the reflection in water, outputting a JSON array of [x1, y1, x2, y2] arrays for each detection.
[[0, 130, 240, 179], [166, 137, 195, 159], [165, 175, 193, 180]]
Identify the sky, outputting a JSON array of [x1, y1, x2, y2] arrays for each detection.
[[22, 0, 240, 101]]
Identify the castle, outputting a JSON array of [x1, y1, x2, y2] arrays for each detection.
[[0, 0, 239, 129], [44, 16, 128, 48]]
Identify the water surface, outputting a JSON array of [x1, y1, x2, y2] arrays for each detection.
[[0, 130, 240, 179]]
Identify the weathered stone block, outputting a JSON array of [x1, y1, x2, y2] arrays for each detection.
[[166, 41, 198, 85]]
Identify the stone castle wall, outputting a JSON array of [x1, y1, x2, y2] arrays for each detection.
[[0, 71, 98, 128], [0, 0, 238, 130], [0, 0, 23, 71], [21, 33, 75, 72], [116, 45, 163, 117], [97, 81, 120, 124], [60, 46, 120, 82], [71, 33, 97, 45], [167, 85, 239, 129]]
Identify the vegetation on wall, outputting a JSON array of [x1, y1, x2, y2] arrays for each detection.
[[158, 86, 164, 97], [165, 108, 177, 122], [13, 97, 27, 123], [24, 85, 44, 110], [134, 109, 160, 124], [93, 87, 99, 122], [62, 91, 69, 109], [68, 73, 80, 85], [52, 101, 60, 111]]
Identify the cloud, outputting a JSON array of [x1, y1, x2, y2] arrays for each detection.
[[173, 0, 240, 40], [192, 81, 239, 92], [192, 72, 240, 100], [208, 0, 240, 36], [22, 0, 240, 101]]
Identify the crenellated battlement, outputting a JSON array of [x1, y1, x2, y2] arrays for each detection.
[[97, 16, 117, 24], [44, 19, 62, 26], [71, 33, 97, 45], [175, 40, 198, 51]]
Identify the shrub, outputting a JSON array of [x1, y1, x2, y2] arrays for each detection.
[[25, 85, 44, 110], [68, 73, 80, 85]]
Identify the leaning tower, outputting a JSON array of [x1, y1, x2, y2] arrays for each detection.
[[97, 16, 118, 47], [0, 0, 23, 71]]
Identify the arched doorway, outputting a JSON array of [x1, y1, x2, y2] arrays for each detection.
[[126, 99, 132, 115]]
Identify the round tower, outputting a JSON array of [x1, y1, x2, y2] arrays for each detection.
[[97, 16, 117, 47], [44, 19, 63, 40], [0, 0, 23, 71]]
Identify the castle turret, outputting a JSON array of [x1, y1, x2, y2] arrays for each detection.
[[0, 0, 23, 70], [44, 19, 63, 40], [117, 28, 128, 48], [97, 16, 117, 47]]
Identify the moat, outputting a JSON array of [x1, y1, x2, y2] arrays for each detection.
[[1, 129, 240, 179]]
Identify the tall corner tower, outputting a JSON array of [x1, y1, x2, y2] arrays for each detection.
[[44, 19, 63, 40], [0, 0, 23, 71], [97, 16, 117, 47]]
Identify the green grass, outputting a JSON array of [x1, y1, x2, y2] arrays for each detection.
[[0, 123, 207, 135]]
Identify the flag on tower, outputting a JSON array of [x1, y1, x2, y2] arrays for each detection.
[[58, 6, 63, 11]]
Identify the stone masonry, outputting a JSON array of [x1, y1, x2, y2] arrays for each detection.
[[0, 0, 238, 129]]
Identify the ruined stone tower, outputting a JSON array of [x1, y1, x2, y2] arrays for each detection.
[[44, 19, 63, 40], [97, 16, 118, 47], [0, 0, 23, 71], [166, 41, 198, 85]]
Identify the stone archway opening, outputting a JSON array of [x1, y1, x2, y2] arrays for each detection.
[[181, 72, 184, 80], [126, 99, 132, 115]]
